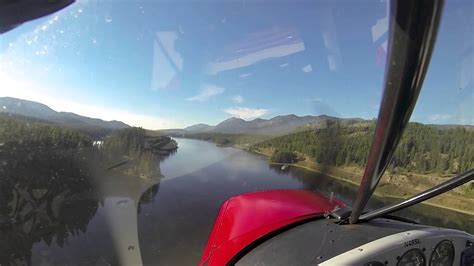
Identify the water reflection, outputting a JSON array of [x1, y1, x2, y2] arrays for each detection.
[[138, 139, 473, 265], [2, 138, 471, 265], [0, 143, 172, 265], [268, 163, 291, 174], [271, 165, 359, 205], [0, 148, 99, 265], [270, 164, 474, 233]]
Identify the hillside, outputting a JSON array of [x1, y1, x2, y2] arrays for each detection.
[[168, 114, 474, 137], [166, 114, 367, 136], [0, 97, 129, 130], [252, 122, 473, 174], [184, 123, 212, 132], [186, 121, 474, 213], [247, 122, 474, 214]]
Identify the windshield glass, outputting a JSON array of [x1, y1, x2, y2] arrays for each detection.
[[0, 0, 472, 265]]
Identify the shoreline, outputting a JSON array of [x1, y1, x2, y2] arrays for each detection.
[[237, 145, 474, 216]]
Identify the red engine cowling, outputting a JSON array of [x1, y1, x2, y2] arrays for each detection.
[[199, 189, 344, 265]]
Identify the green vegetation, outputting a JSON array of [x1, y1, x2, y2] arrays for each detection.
[[102, 127, 148, 156], [0, 115, 98, 264], [185, 121, 473, 213], [180, 121, 473, 176], [180, 132, 271, 146], [102, 127, 154, 178], [270, 150, 297, 164], [253, 122, 473, 175], [0, 114, 92, 149], [0, 115, 175, 264], [248, 121, 474, 213], [0, 114, 176, 179], [0, 148, 99, 264]]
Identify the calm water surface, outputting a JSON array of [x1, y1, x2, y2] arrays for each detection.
[[138, 138, 474, 265], [3, 138, 472, 265]]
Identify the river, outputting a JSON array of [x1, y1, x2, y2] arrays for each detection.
[[4, 138, 472, 265], [138, 138, 474, 265]]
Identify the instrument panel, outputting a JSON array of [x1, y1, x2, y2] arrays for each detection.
[[320, 228, 473, 266]]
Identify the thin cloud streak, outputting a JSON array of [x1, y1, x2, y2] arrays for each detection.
[[224, 107, 268, 120], [186, 85, 225, 102]]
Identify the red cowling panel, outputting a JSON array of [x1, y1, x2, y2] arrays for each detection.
[[199, 189, 344, 265]]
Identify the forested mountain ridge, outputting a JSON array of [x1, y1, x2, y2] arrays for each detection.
[[168, 115, 474, 137], [0, 97, 129, 130], [0, 115, 176, 178], [181, 114, 367, 136], [0, 117, 172, 264], [252, 121, 473, 174], [0, 113, 93, 149], [0, 113, 117, 139], [179, 120, 473, 176]]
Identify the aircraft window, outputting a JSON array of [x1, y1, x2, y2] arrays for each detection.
[[0, 0, 471, 265]]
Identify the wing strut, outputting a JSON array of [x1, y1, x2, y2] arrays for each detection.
[[359, 169, 474, 221], [349, 0, 444, 224]]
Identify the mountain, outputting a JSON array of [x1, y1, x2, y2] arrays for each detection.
[[149, 128, 188, 136], [213, 117, 248, 133], [184, 123, 213, 133], [0, 97, 129, 129], [183, 114, 367, 136], [426, 124, 474, 131]]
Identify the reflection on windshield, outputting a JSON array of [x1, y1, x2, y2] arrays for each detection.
[[0, 115, 177, 264], [0, 147, 99, 264], [0, 0, 473, 265]]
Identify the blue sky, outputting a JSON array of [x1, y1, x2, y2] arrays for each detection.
[[0, 0, 472, 129]]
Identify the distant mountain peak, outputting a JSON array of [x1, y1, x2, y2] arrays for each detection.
[[225, 117, 245, 121], [183, 114, 368, 136], [219, 117, 246, 124], [0, 96, 57, 116], [184, 123, 213, 132], [273, 114, 298, 118], [0, 97, 130, 129]]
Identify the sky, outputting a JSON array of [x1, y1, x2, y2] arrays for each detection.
[[0, 0, 472, 129]]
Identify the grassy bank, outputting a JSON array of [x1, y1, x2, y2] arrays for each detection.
[[237, 145, 474, 216]]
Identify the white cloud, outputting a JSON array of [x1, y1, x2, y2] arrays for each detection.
[[186, 85, 225, 102], [302, 64, 312, 73], [232, 95, 244, 104], [428, 114, 452, 122], [224, 107, 268, 120], [280, 63, 289, 68]]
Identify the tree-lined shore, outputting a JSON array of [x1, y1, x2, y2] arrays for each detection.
[[180, 121, 474, 214], [0, 114, 178, 264]]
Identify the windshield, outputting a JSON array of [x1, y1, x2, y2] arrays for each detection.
[[0, 0, 472, 265]]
